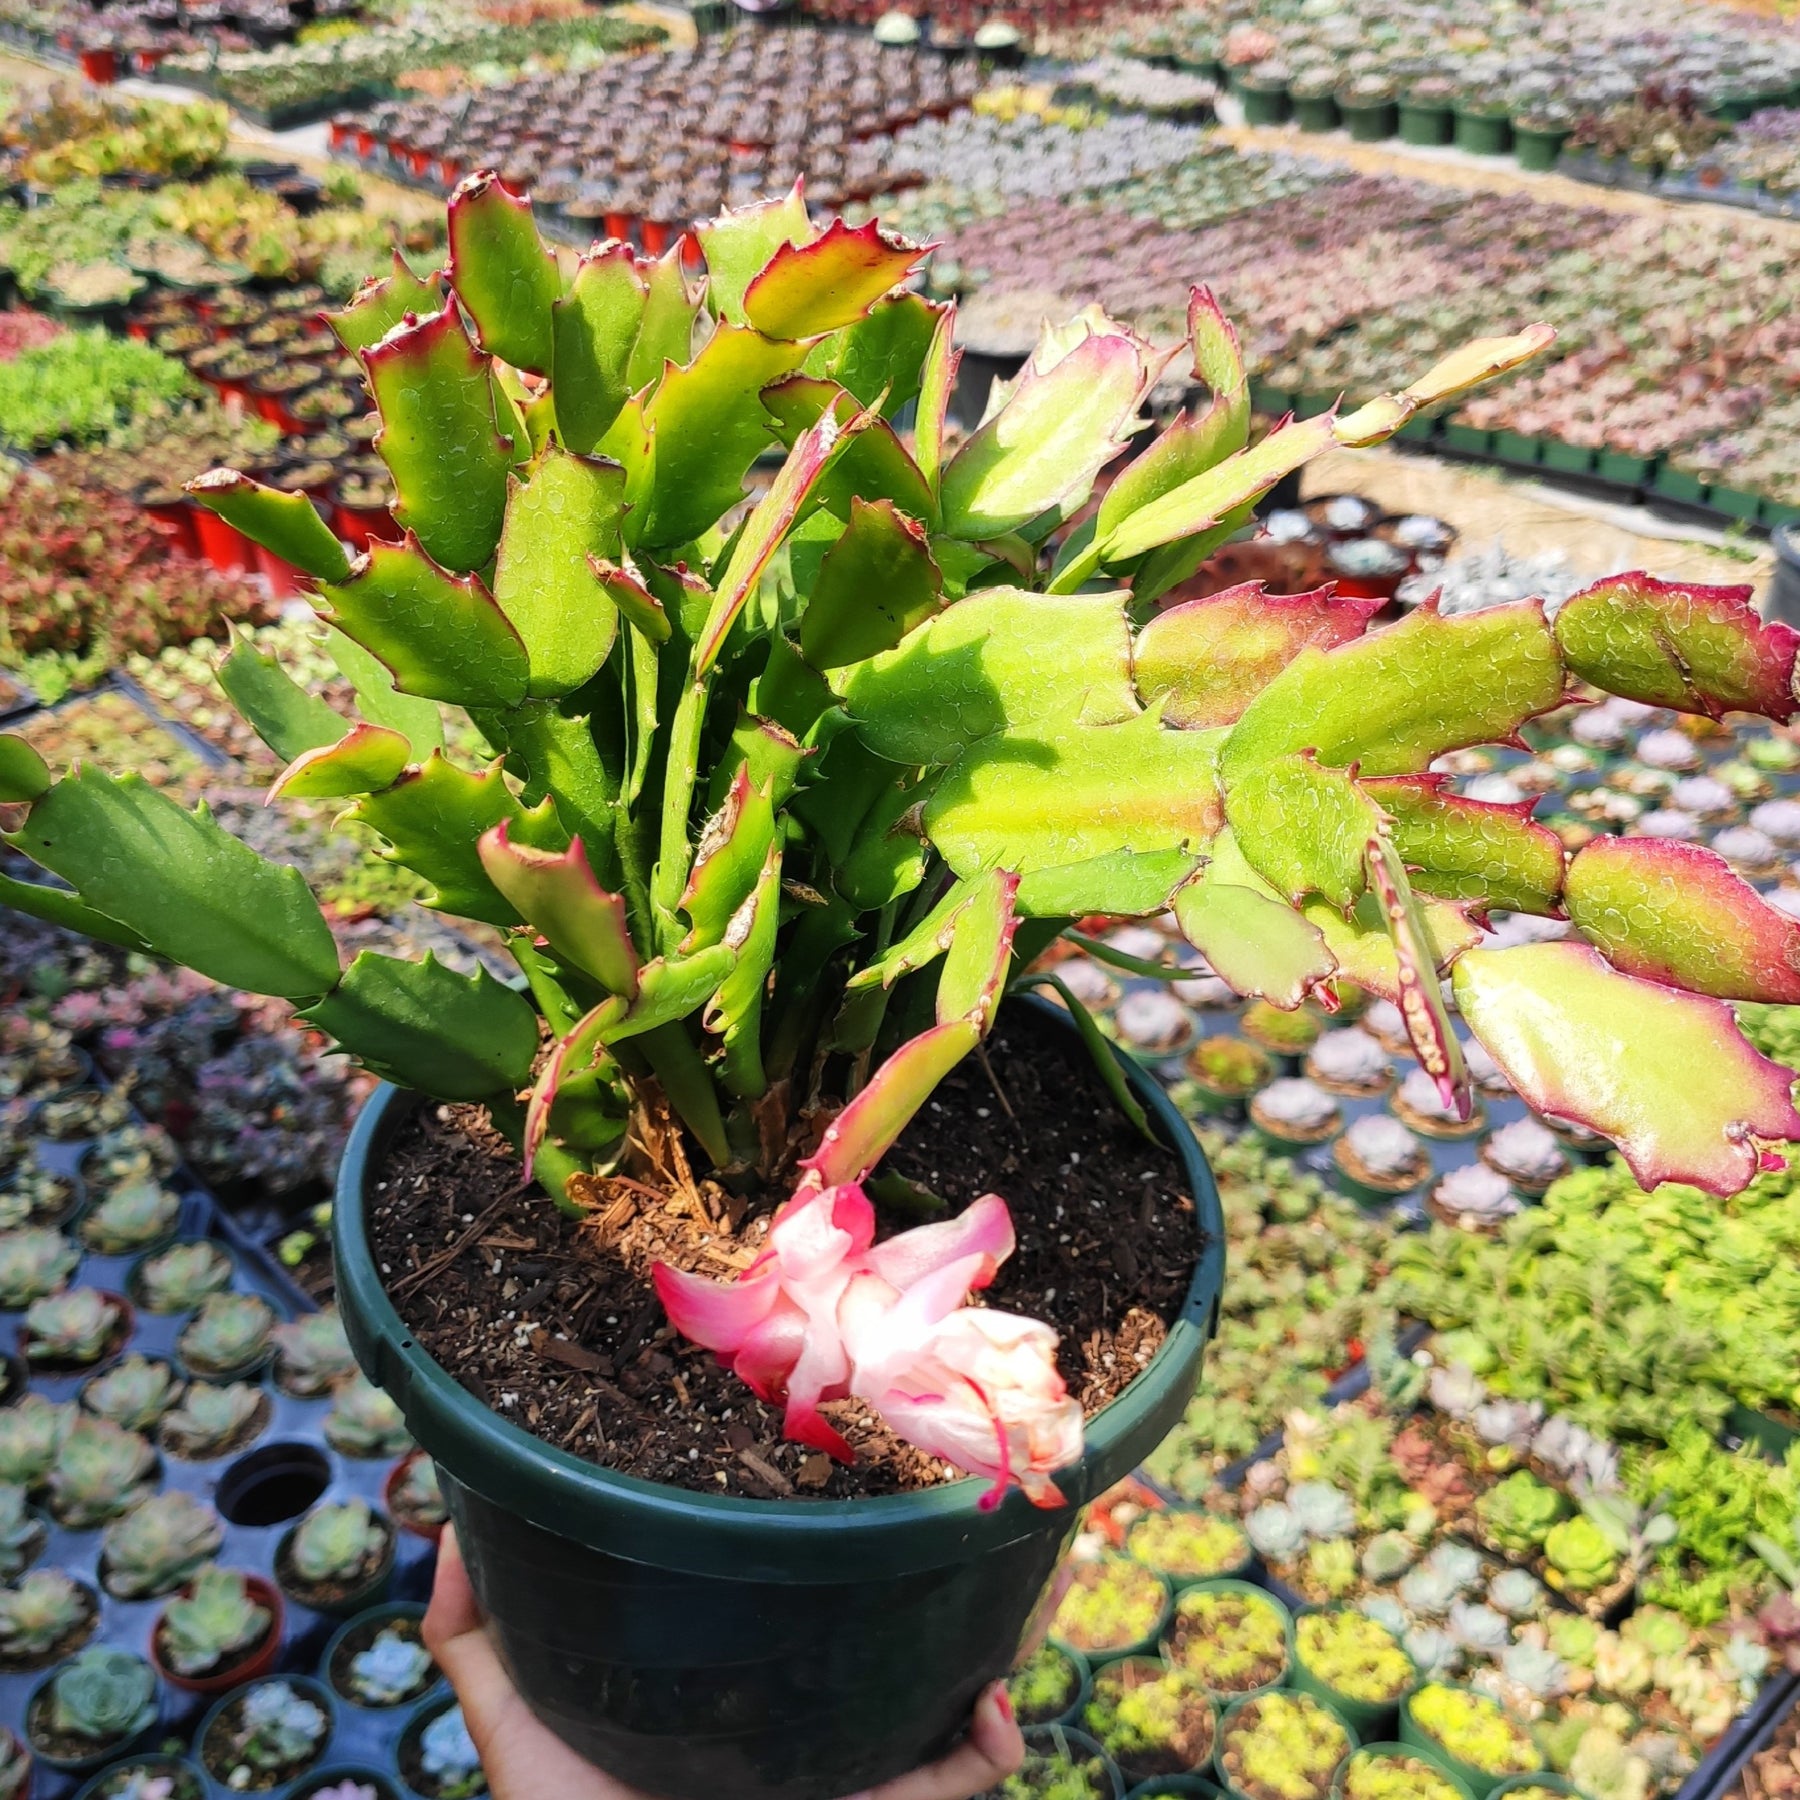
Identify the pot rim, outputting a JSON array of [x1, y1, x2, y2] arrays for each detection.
[[333, 993, 1227, 1576]]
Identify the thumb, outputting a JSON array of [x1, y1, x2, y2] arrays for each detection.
[[849, 1683, 1026, 1800]]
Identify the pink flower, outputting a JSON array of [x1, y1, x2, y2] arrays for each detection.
[[653, 1184, 1082, 1510]]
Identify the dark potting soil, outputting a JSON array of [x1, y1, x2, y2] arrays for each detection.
[[368, 1003, 1200, 1501], [25, 1682, 130, 1763]]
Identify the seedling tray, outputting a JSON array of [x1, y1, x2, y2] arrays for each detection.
[[0, 1071, 445, 1799]]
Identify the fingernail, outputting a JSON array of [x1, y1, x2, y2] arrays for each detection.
[[993, 1684, 1014, 1724]]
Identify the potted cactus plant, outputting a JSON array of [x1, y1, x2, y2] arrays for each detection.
[[6, 173, 1800, 1800]]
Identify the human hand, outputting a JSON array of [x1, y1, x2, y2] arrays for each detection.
[[424, 1526, 1027, 1800]]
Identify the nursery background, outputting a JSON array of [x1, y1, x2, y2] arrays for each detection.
[[1, 0, 1800, 1793]]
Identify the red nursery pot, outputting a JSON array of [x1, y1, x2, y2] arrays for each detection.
[[355, 128, 377, 159], [79, 46, 117, 83], [385, 1451, 446, 1544], [143, 496, 200, 560], [604, 210, 633, 242], [336, 504, 398, 552], [641, 220, 672, 256], [193, 507, 257, 575], [680, 231, 705, 275], [409, 148, 435, 180], [151, 1574, 285, 1696], [133, 47, 167, 73], [254, 543, 308, 601]]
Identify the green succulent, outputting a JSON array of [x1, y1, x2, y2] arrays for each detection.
[[82, 1355, 182, 1432], [24, 1288, 122, 1365], [44, 1648, 156, 1745], [1304, 1538, 1359, 1599], [273, 1307, 357, 1397], [177, 1291, 275, 1377], [1295, 1609, 1414, 1704], [1081, 1658, 1215, 1778], [0, 1567, 90, 1661], [102, 1490, 223, 1599], [0, 1227, 79, 1307], [1476, 1471, 1568, 1556], [1219, 1691, 1351, 1800], [230, 1680, 329, 1774], [79, 1180, 180, 1255], [288, 1499, 388, 1590], [1167, 1586, 1290, 1695], [1007, 1644, 1082, 1727], [1406, 1684, 1541, 1776], [0, 1484, 44, 1582], [1339, 1750, 1469, 1800], [0, 1398, 72, 1489], [1049, 1554, 1167, 1656], [393, 1454, 448, 1529], [133, 1240, 233, 1313], [158, 1564, 271, 1678], [159, 1380, 264, 1461], [1127, 1508, 1249, 1582], [1544, 1517, 1621, 1594], [324, 1375, 412, 1458], [49, 1418, 156, 1529]]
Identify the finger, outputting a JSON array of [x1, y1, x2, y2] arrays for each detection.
[[423, 1526, 482, 1656], [852, 1683, 1024, 1800]]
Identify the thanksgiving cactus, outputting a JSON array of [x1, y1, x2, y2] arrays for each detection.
[[5, 176, 1800, 1504]]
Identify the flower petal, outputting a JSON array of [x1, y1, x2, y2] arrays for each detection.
[[652, 1263, 780, 1356], [864, 1193, 1015, 1290]]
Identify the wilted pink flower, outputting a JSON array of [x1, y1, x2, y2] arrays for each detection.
[[654, 1184, 1081, 1510]]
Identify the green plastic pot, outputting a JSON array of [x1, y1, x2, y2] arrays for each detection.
[[1540, 440, 1595, 476], [1398, 1687, 1542, 1800], [1454, 112, 1512, 156], [1512, 128, 1564, 172], [1653, 465, 1709, 504], [1441, 423, 1493, 455], [1084, 1655, 1219, 1790], [1011, 1642, 1093, 1730], [1334, 1743, 1475, 1800], [1216, 1691, 1359, 1800], [73, 1755, 206, 1800], [1163, 1579, 1295, 1703], [1398, 103, 1453, 145], [1128, 1780, 1221, 1800], [1251, 382, 1294, 417], [1022, 1726, 1126, 1800], [1763, 500, 1800, 531], [1341, 101, 1397, 142], [1492, 431, 1540, 466], [1486, 1777, 1581, 1800], [1126, 1509, 1255, 1591], [321, 1602, 443, 1711], [1288, 1614, 1418, 1740], [1293, 94, 1340, 133], [1595, 451, 1652, 486], [1710, 484, 1763, 523], [1053, 1564, 1175, 1664], [334, 996, 1228, 1800], [1240, 85, 1291, 126], [1396, 413, 1438, 444]]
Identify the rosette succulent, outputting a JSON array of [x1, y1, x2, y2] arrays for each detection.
[[0, 1567, 90, 1662], [1544, 1517, 1620, 1594], [348, 1625, 435, 1706], [176, 1291, 275, 1378], [133, 1240, 233, 1314], [78, 1179, 180, 1255], [1406, 1684, 1541, 1776], [273, 1307, 357, 1397], [102, 1491, 223, 1599], [227, 1680, 329, 1776], [159, 1380, 264, 1460], [82, 1356, 181, 1432], [418, 1706, 484, 1800], [1476, 1471, 1568, 1556], [40, 1649, 157, 1752], [24, 1288, 122, 1365], [0, 1397, 71, 1488], [0, 1485, 44, 1582], [1295, 1609, 1414, 1703], [0, 1227, 78, 1308], [159, 1565, 272, 1678], [324, 1375, 412, 1458], [288, 1499, 388, 1590], [49, 1419, 155, 1529]]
